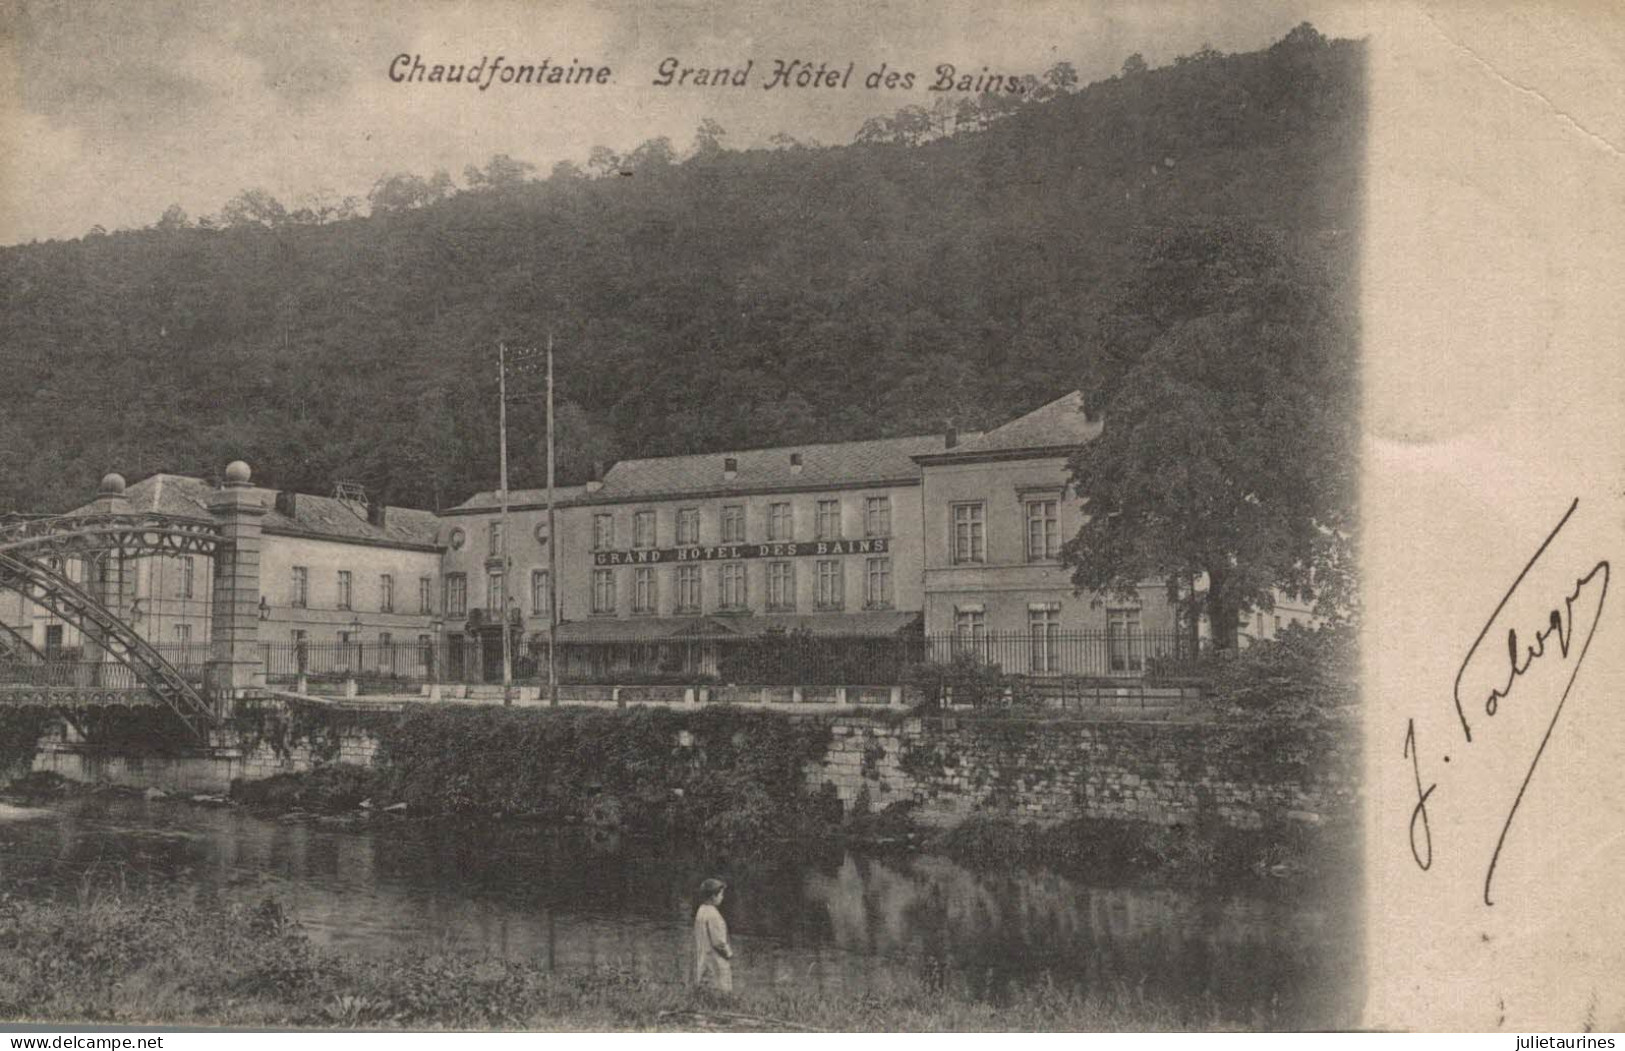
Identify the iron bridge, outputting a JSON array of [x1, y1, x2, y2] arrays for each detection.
[[0, 511, 227, 739]]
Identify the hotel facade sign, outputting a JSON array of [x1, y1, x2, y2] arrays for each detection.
[[592, 537, 890, 567]]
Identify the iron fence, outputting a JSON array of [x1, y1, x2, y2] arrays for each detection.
[[922, 630, 1191, 678], [253, 630, 1191, 688], [0, 660, 141, 689], [259, 640, 440, 685], [150, 643, 213, 684]]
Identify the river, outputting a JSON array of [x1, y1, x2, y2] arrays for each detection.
[[0, 796, 1359, 1027]]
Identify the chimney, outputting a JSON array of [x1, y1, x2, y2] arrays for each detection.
[[274, 490, 297, 518], [789, 452, 803, 476], [367, 501, 388, 529], [945, 426, 958, 449], [723, 457, 738, 481], [586, 460, 605, 494]]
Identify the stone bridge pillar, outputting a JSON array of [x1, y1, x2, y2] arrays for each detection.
[[206, 461, 268, 698], [82, 473, 131, 670]]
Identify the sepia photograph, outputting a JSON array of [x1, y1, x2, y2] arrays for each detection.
[[0, 0, 1615, 1037]]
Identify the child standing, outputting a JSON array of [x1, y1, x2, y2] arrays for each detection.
[[692, 877, 734, 992]]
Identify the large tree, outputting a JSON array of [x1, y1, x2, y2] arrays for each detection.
[[1062, 220, 1357, 650]]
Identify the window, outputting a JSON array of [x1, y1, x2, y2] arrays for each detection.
[[719, 562, 747, 610], [954, 608, 987, 658], [815, 560, 844, 609], [864, 557, 893, 608], [675, 565, 702, 612], [864, 496, 891, 537], [173, 623, 191, 644], [291, 566, 309, 608], [1107, 607, 1142, 673], [634, 510, 656, 549], [378, 632, 393, 673], [444, 573, 467, 616], [291, 629, 309, 672], [487, 570, 505, 614], [418, 634, 434, 668], [592, 569, 617, 614], [1029, 605, 1061, 673], [766, 502, 793, 542], [336, 570, 353, 610], [676, 508, 700, 545], [1025, 500, 1059, 561], [815, 499, 842, 539], [632, 567, 657, 613], [379, 573, 394, 613], [489, 520, 504, 557], [720, 505, 745, 544], [531, 570, 551, 616], [1274, 615, 1283, 634], [767, 561, 796, 610], [182, 557, 195, 599], [593, 514, 615, 551], [952, 503, 986, 564], [419, 576, 433, 614]]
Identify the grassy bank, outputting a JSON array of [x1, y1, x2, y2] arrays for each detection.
[[0, 893, 1247, 1031]]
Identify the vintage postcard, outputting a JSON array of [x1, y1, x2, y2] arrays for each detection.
[[0, 0, 1620, 1035]]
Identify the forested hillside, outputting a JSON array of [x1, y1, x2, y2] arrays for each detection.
[[0, 26, 1362, 514]]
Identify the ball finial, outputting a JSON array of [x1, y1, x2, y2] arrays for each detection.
[[224, 460, 252, 486], [98, 472, 126, 496]]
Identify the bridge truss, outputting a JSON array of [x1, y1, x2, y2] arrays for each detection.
[[0, 512, 227, 739]]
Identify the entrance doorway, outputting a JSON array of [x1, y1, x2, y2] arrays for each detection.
[[446, 633, 465, 682], [480, 630, 504, 683]]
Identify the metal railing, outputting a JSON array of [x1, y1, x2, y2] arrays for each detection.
[[922, 630, 1191, 678], [254, 631, 1191, 688], [150, 643, 213, 684], [0, 660, 141, 689]]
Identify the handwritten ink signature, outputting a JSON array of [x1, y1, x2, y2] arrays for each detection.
[[1403, 718, 1434, 871], [1412, 498, 1610, 905]]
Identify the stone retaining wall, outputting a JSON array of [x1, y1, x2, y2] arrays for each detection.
[[30, 701, 1356, 830], [808, 715, 1356, 829]]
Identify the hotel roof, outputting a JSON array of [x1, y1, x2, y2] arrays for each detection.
[[593, 432, 975, 501], [73, 474, 442, 549], [445, 485, 591, 514], [448, 432, 981, 509], [914, 391, 1098, 463]]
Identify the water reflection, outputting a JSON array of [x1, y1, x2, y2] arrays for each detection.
[[0, 795, 1356, 1025]]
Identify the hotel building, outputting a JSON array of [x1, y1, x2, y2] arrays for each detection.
[[3, 392, 1282, 682]]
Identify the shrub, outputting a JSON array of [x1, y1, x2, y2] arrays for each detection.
[[0, 708, 52, 778], [717, 627, 914, 685], [904, 652, 1008, 708], [1202, 622, 1357, 715], [231, 763, 375, 812], [365, 705, 837, 849]]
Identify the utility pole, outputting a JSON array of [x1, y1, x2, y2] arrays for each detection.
[[498, 343, 513, 699], [546, 333, 559, 708]]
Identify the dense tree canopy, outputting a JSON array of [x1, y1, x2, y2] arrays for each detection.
[[1063, 220, 1359, 646], [0, 27, 1361, 522]]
